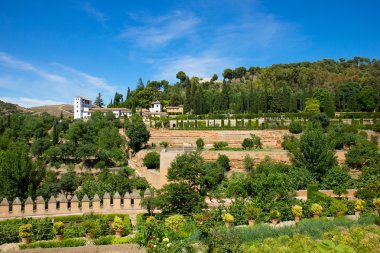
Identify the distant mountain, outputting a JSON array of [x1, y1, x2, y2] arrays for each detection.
[[0, 100, 73, 117], [0, 100, 28, 115]]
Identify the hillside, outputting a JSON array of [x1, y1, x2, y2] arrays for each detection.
[[0, 100, 29, 115], [29, 104, 73, 117]]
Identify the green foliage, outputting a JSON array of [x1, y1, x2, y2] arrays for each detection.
[[111, 216, 125, 231], [80, 219, 100, 235], [241, 138, 253, 150], [143, 152, 160, 169], [112, 237, 132, 244], [125, 115, 150, 153], [221, 213, 234, 223], [311, 112, 330, 129], [320, 166, 354, 195], [196, 138, 205, 150], [304, 98, 320, 114], [165, 214, 186, 232], [244, 203, 262, 220], [345, 135, 378, 169], [281, 134, 299, 151], [19, 224, 32, 238], [356, 180, 380, 200], [216, 154, 230, 171], [329, 201, 348, 216], [311, 203, 323, 215], [52, 221, 65, 235], [290, 124, 337, 181], [213, 141, 228, 150], [93, 235, 115, 245], [19, 238, 86, 250], [159, 141, 169, 148], [243, 155, 254, 171], [288, 121, 303, 134], [269, 210, 280, 219], [292, 205, 303, 217]]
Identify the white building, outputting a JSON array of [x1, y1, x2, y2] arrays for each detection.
[[74, 96, 92, 119], [149, 101, 162, 113]]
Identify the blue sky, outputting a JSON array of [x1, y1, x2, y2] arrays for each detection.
[[0, 0, 379, 107]]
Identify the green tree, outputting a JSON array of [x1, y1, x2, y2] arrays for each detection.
[[290, 124, 337, 181], [94, 93, 104, 107], [358, 86, 377, 112], [176, 71, 187, 83], [216, 154, 230, 171], [125, 115, 150, 154], [211, 74, 218, 82], [304, 98, 320, 114], [313, 88, 335, 117], [143, 152, 160, 169], [60, 170, 77, 198], [196, 138, 205, 150], [320, 166, 354, 193], [155, 182, 205, 214]]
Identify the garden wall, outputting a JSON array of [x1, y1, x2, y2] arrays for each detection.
[[0, 190, 151, 221]]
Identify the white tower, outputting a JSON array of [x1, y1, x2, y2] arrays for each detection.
[[74, 96, 92, 119]]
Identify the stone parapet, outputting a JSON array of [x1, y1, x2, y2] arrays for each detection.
[[0, 191, 144, 220]]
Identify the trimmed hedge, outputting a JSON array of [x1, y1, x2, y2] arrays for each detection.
[[19, 238, 86, 250]]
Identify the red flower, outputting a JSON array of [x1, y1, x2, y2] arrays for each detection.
[[148, 244, 152, 248]]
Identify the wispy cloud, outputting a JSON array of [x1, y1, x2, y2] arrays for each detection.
[[151, 54, 240, 81], [119, 11, 200, 47], [82, 2, 107, 25], [0, 52, 67, 83], [0, 52, 116, 107], [0, 97, 67, 108], [53, 63, 116, 93]]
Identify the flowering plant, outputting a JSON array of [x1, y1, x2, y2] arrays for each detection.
[[221, 213, 234, 223], [292, 205, 303, 217], [355, 200, 365, 211]]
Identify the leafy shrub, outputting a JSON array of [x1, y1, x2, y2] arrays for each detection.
[[281, 134, 299, 151], [159, 141, 169, 148], [311, 113, 330, 129], [216, 154, 230, 171], [289, 121, 303, 134], [355, 199, 365, 211], [165, 214, 186, 232], [311, 203, 323, 215], [196, 138, 205, 150], [93, 236, 114, 245], [19, 238, 86, 250], [19, 224, 32, 238], [270, 210, 280, 219], [244, 203, 262, 220], [250, 134, 263, 149], [243, 155, 254, 171], [213, 141, 228, 150], [112, 237, 132, 244], [80, 220, 100, 235], [221, 213, 234, 223], [292, 205, 303, 217], [112, 216, 124, 231], [242, 138, 254, 150], [329, 201, 348, 216], [373, 198, 380, 208], [143, 152, 160, 169], [53, 221, 65, 235]]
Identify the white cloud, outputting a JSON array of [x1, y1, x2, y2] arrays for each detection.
[[0, 52, 117, 106], [119, 11, 200, 47], [0, 97, 67, 108], [82, 2, 107, 25], [0, 52, 67, 83]]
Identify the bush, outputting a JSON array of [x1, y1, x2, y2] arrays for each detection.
[[270, 210, 280, 219], [251, 134, 263, 149], [242, 138, 254, 150], [196, 138, 205, 150], [354, 200, 365, 211], [329, 201, 348, 216], [112, 237, 132, 244], [292, 205, 303, 217], [373, 198, 380, 208], [289, 121, 303, 134], [159, 141, 169, 148], [311, 203, 323, 215], [221, 213, 234, 223], [53, 221, 65, 235], [213, 141, 228, 150], [93, 236, 114, 245], [143, 152, 160, 169], [19, 238, 86, 250], [244, 203, 262, 220], [112, 216, 124, 231], [165, 214, 186, 232], [281, 134, 299, 151], [243, 155, 254, 171], [19, 224, 32, 238], [80, 220, 100, 236], [216, 154, 230, 171], [311, 113, 330, 129]]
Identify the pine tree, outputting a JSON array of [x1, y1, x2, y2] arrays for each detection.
[[94, 93, 104, 108], [52, 121, 59, 145]]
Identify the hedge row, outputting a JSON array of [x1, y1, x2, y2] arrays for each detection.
[[19, 238, 86, 250]]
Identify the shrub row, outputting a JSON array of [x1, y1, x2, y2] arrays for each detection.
[[19, 238, 86, 250]]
